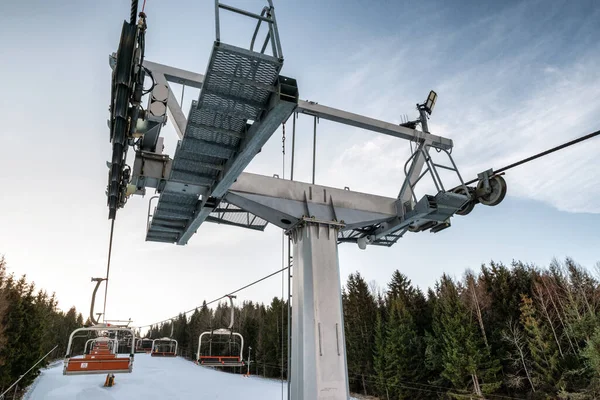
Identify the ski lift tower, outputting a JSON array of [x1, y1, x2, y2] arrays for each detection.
[[106, 2, 507, 399]]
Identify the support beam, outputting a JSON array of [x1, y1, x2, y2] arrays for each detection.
[[139, 60, 454, 246], [224, 173, 397, 230], [290, 221, 349, 400], [296, 100, 453, 150], [141, 60, 454, 149], [143, 60, 204, 89]]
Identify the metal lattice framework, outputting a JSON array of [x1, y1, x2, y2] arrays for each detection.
[[104, 2, 507, 399]]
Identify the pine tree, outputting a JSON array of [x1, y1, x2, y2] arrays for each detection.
[[0, 257, 84, 392], [580, 327, 600, 397], [519, 294, 562, 395], [188, 308, 202, 357], [384, 297, 426, 399], [238, 301, 260, 365], [372, 310, 388, 398], [427, 275, 501, 398], [343, 272, 377, 395]]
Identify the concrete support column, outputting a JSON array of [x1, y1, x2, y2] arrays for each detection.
[[290, 221, 349, 400]]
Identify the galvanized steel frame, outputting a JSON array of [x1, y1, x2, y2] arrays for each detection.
[[138, 60, 458, 246], [141, 61, 453, 150]]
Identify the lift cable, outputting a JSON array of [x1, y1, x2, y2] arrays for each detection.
[[138, 127, 600, 330], [137, 265, 290, 329], [459, 128, 600, 188], [102, 219, 116, 323], [130, 0, 138, 24]]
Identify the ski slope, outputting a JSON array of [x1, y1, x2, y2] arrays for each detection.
[[24, 354, 296, 399], [24, 354, 360, 399]]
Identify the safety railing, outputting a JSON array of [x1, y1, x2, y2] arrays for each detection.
[[214, 0, 283, 59], [399, 142, 469, 206]]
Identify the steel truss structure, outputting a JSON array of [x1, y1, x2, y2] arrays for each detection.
[[105, 1, 507, 399], [133, 58, 494, 248]]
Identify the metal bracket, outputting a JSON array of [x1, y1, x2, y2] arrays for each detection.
[[89, 278, 107, 325], [476, 168, 495, 196]]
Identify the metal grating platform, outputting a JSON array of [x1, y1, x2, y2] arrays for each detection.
[[146, 43, 284, 243], [338, 227, 405, 247], [206, 201, 268, 231]]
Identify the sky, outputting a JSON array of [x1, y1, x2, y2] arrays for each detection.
[[0, 0, 599, 331]]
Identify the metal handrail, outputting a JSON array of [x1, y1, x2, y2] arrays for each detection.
[[215, 0, 283, 59], [0, 345, 58, 399], [146, 195, 159, 232]]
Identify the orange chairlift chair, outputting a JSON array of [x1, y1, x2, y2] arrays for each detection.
[[151, 322, 178, 357], [136, 337, 154, 353], [63, 277, 137, 375], [196, 295, 245, 367], [84, 337, 118, 356], [63, 325, 136, 375]]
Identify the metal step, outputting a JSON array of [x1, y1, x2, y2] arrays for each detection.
[[146, 42, 285, 243]]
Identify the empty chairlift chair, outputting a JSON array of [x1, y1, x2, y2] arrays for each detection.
[[151, 322, 178, 357], [151, 338, 178, 357], [136, 337, 154, 353], [63, 325, 136, 375], [84, 337, 118, 356], [196, 295, 245, 367], [64, 277, 137, 375]]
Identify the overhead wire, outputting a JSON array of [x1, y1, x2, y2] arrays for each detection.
[[137, 265, 290, 329], [240, 361, 526, 400], [351, 374, 527, 400], [280, 122, 286, 399], [459, 128, 600, 187]]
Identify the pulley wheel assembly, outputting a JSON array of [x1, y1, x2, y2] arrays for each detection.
[[477, 175, 507, 206]]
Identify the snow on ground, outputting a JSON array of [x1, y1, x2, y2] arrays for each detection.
[[24, 354, 358, 399]]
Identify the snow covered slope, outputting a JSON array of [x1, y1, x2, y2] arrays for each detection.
[[24, 354, 292, 399]]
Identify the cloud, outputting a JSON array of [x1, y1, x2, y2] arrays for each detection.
[[315, 1, 600, 214]]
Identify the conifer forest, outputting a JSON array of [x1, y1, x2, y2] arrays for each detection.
[[0, 256, 84, 395], [2, 254, 600, 399]]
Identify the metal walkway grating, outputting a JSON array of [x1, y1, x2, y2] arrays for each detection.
[[146, 42, 283, 243], [205, 201, 268, 231], [338, 227, 405, 247]]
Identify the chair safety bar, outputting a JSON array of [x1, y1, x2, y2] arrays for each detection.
[[199, 355, 244, 367]]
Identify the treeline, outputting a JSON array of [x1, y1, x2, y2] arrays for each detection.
[[0, 256, 84, 394], [346, 258, 599, 399], [1, 252, 598, 399], [146, 296, 288, 377], [149, 257, 600, 399]]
